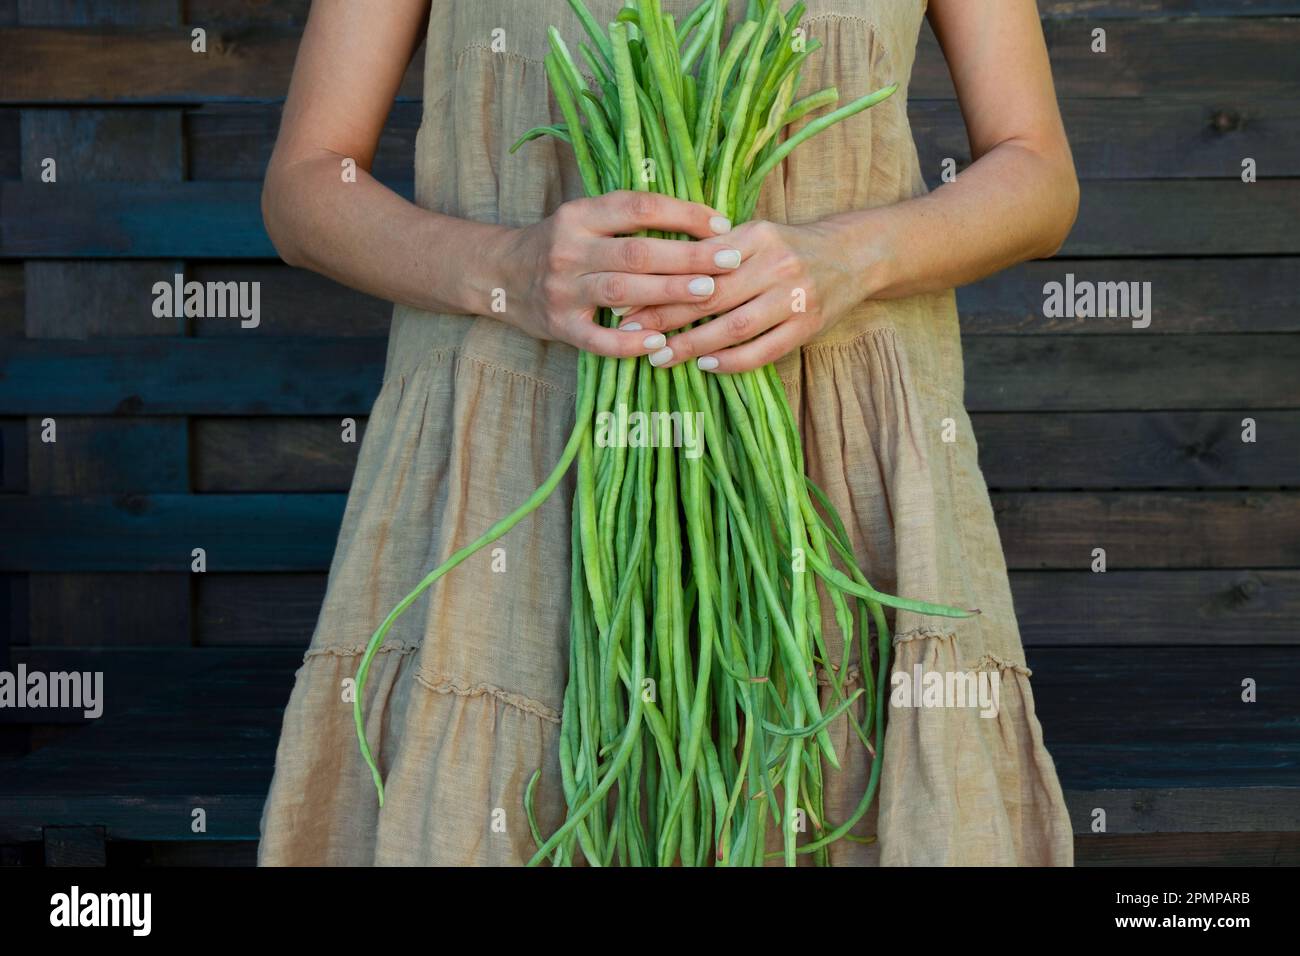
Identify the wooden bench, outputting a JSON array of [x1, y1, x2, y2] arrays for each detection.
[[1, 645, 1297, 865]]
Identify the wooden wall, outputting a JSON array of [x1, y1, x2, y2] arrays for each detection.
[[1, 0, 1297, 865]]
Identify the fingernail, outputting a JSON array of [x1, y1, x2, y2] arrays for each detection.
[[643, 333, 666, 350], [648, 347, 673, 367], [697, 356, 720, 372], [709, 216, 732, 234], [714, 249, 741, 269], [620, 321, 643, 332], [688, 276, 715, 296], [612, 306, 632, 316]]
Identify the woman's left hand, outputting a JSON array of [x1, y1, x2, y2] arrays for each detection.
[[617, 217, 874, 373]]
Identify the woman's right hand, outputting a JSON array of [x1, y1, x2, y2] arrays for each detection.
[[490, 191, 742, 358]]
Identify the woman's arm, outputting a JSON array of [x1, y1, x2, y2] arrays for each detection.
[[264, 0, 736, 356], [624, 0, 1079, 372], [851, 0, 1080, 297]]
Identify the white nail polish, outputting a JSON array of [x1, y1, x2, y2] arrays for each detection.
[[648, 347, 673, 367], [620, 321, 643, 332], [689, 276, 715, 296], [697, 356, 720, 372], [643, 333, 666, 350], [709, 216, 732, 234], [612, 306, 632, 316], [714, 249, 741, 269]]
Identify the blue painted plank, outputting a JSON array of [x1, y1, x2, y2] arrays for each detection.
[[0, 494, 346, 571], [0, 338, 386, 414]]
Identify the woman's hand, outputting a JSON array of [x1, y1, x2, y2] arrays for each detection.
[[616, 217, 874, 373], [491, 190, 741, 358]]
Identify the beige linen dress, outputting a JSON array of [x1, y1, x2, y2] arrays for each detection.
[[258, 0, 1074, 866]]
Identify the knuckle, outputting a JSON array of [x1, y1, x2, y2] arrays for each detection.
[[627, 191, 659, 222], [724, 311, 751, 339], [544, 244, 573, 275], [696, 288, 726, 317], [635, 307, 664, 330], [774, 251, 803, 281], [621, 238, 650, 272], [553, 201, 580, 229], [598, 272, 627, 305]]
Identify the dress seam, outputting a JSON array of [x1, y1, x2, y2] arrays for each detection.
[[893, 626, 1032, 677], [304, 640, 419, 661], [415, 672, 562, 724]]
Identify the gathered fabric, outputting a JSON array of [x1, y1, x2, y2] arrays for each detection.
[[258, 0, 1074, 866]]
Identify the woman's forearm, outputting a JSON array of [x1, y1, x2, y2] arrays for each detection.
[[829, 139, 1080, 304], [262, 150, 512, 316]]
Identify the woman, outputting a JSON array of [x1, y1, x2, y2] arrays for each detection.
[[258, 0, 1079, 866]]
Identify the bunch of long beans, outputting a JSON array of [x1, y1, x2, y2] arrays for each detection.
[[352, 0, 973, 866]]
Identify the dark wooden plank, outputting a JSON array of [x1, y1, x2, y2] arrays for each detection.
[[26, 416, 187, 492], [186, 0, 310, 25], [0, 338, 388, 415], [2, 491, 1295, 572], [1, 573, 30, 656], [3, 334, 1295, 416], [0, 181, 276, 257], [958, 258, 1300, 334], [189, 263, 392, 336], [7, 180, 1296, 258], [964, 336, 1300, 411], [0, 494, 347, 571], [0, 109, 18, 176], [192, 416, 365, 491], [1074, 831, 1300, 866], [996, 492, 1300, 570], [117, 840, 258, 865], [910, 18, 1300, 100], [0, 647, 299, 841], [20, 109, 183, 182], [1068, 181, 1300, 256], [17, 0, 179, 25], [1013, 570, 1300, 646], [0, 264, 23, 337], [914, 97, 1300, 181], [0, 27, 424, 103], [24, 261, 185, 336], [195, 572, 325, 646], [0, 417, 26, 492], [27, 573, 191, 647], [186, 101, 420, 182], [4, 19, 1297, 102], [1037, 0, 1300, 16], [973, 412, 1300, 489], [42, 826, 107, 866], [1064, 788, 1300, 835], [1031, 647, 1299, 780]]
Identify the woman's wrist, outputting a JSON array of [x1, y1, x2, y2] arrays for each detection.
[[820, 207, 898, 305], [426, 217, 519, 317]]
